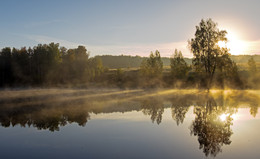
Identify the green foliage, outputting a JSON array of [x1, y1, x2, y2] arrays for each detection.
[[140, 50, 163, 87], [246, 57, 260, 89], [0, 30, 259, 89], [87, 57, 104, 81], [140, 50, 163, 78], [248, 57, 257, 74], [170, 49, 190, 80], [31, 43, 62, 84], [212, 54, 242, 88]]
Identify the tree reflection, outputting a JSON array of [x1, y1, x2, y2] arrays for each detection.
[[190, 95, 234, 157], [169, 93, 200, 125], [0, 89, 259, 134], [250, 105, 258, 117], [171, 106, 189, 125], [222, 91, 260, 117], [0, 99, 92, 131], [141, 97, 164, 124]]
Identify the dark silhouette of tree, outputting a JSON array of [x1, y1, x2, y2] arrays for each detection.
[[189, 18, 233, 90], [0, 43, 105, 87], [0, 47, 13, 86], [11, 47, 31, 84]]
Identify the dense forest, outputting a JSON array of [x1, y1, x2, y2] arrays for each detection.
[[1, 19, 260, 89], [0, 43, 103, 87]]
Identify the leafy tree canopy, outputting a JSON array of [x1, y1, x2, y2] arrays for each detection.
[[189, 18, 236, 90]]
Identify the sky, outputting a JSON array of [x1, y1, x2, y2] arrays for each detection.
[[1, 0, 260, 57]]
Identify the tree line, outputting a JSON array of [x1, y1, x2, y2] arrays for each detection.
[[136, 19, 259, 89], [0, 19, 259, 89], [0, 43, 103, 87]]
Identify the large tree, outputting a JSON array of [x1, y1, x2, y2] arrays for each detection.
[[189, 18, 230, 90]]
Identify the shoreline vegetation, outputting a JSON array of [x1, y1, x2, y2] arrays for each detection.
[[0, 44, 259, 90], [0, 19, 260, 90], [0, 46, 259, 90]]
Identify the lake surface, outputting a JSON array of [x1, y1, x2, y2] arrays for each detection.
[[0, 88, 260, 159]]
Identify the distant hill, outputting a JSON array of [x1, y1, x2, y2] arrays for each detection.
[[96, 54, 260, 69], [95, 55, 192, 69], [230, 55, 260, 63]]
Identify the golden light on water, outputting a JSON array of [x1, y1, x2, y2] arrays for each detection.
[[217, 31, 248, 55]]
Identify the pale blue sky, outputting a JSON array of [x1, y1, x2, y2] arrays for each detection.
[[1, 0, 260, 57]]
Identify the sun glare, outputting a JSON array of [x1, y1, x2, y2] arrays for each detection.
[[219, 113, 229, 121], [217, 41, 226, 48], [219, 113, 238, 121], [217, 31, 248, 55], [231, 114, 238, 120]]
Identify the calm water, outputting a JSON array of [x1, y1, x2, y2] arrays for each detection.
[[0, 89, 260, 159]]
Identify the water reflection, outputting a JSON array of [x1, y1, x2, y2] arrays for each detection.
[[0, 89, 260, 157], [170, 93, 196, 125], [190, 96, 234, 157], [141, 96, 164, 124]]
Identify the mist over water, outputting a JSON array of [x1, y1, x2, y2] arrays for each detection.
[[0, 88, 260, 158]]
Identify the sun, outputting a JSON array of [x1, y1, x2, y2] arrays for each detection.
[[217, 31, 248, 55], [217, 41, 226, 48], [219, 113, 229, 121], [219, 113, 238, 122]]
